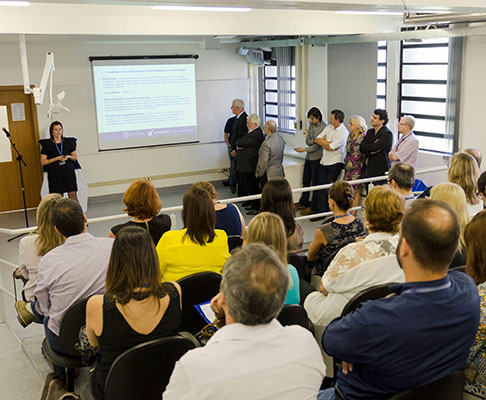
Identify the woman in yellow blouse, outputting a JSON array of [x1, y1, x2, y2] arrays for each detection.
[[156, 186, 230, 282]]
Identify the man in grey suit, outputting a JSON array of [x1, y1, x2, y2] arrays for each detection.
[[256, 120, 286, 187]]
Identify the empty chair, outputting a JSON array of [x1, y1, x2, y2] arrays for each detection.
[[104, 334, 199, 400], [277, 304, 314, 334], [177, 272, 222, 333], [42, 298, 89, 391]]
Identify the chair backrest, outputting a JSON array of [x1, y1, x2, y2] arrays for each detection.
[[287, 253, 307, 280], [388, 370, 465, 400], [450, 265, 466, 273], [58, 298, 89, 357], [341, 283, 397, 316], [277, 305, 313, 333], [227, 235, 243, 252], [177, 272, 222, 333], [104, 335, 196, 400]]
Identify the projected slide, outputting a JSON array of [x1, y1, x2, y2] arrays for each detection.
[[92, 59, 198, 150]]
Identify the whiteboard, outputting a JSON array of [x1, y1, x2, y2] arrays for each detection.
[[195, 78, 249, 144], [0, 106, 13, 163]]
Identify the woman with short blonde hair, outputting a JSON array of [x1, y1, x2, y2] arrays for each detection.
[[110, 179, 171, 245], [244, 212, 300, 305], [13, 194, 65, 301], [448, 152, 482, 216]]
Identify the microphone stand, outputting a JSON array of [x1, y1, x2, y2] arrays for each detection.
[[4, 130, 29, 242]]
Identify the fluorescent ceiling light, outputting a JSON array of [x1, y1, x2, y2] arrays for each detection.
[[0, 1, 29, 5], [337, 10, 403, 16], [152, 5, 251, 12]]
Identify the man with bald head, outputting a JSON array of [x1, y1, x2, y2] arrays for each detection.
[[256, 120, 286, 186], [318, 199, 480, 400], [465, 148, 482, 170], [389, 115, 419, 168]]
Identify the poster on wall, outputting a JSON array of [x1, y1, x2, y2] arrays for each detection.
[[0, 106, 13, 163]]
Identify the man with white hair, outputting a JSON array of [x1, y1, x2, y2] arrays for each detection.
[[255, 119, 286, 186], [229, 99, 248, 195], [236, 113, 264, 213], [163, 244, 326, 400], [389, 115, 419, 168]]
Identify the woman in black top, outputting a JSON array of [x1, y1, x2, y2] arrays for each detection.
[[40, 121, 79, 201], [86, 226, 182, 400], [110, 179, 171, 245]]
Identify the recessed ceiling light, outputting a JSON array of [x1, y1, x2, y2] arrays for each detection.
[[152, 5, 251, 12], [337, 10, 403, 16], [0, 1, 30, 6]]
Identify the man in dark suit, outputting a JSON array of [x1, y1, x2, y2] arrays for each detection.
[[229, 99, 248, 195], [236, 113, 264, 214], [360, 109, 393, 184]]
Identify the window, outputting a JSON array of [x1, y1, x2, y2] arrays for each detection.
[[377, 41, 387, 109], [398, 38, 451, 154], [263, 47, 296, 133]]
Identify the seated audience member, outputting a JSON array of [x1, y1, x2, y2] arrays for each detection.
[[163, 243, 326, 400], [304, 186, 405, 332], [86, 227, 182, 400], [307, 181, 366, 276], [388, 162, 416, 204], [318, 199, 480, 400], [464, 211, 486, 398], [191, 181, 245, 237], [449, 152, 483, 216], [15, 199, 114, 383], [245, 212, 300, 305], [13, 194, 64, 302], [430, 183, 470, 268], [343, 115, 367, 212], [465, 147, 482, 170], [110, 179, 171, 245], [388, 115, 420, 168], [260, 178, 304, 254], [478, 171, 486, 204], [156, 187, 230, 282]]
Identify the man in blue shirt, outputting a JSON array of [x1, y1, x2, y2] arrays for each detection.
[[318, 199, 480, 400]]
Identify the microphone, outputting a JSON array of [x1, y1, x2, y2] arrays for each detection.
[[2, 127, 10, 138]]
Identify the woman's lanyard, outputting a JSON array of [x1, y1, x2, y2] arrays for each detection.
[[334, 213, 351, 220], [54, 141, 63, 156]]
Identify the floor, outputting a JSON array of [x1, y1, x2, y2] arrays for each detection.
[[0, 179, 323, 399]]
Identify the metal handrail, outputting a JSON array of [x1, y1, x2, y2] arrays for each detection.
[[0, 165, 447, 236]]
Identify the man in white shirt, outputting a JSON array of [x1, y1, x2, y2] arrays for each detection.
[[163, 243, 326, 400], [302, 109, 349, 216]]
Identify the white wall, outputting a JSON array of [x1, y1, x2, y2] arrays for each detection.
[[459, 35, 486, 161], [0, 38, 250, 196]]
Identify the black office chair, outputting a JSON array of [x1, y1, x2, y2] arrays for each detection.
[[288, 253, 308, 280], [177, 272, 222, 333], [104, 333, 199, 400], [341, 283, 397, 316], [227, 235, 243, 252], [388, 370, 465, 400], [41, 298, 89, 391], [277, 304, 314, 334]]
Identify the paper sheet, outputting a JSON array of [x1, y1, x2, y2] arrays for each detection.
[[0, 106, 12, 163], [195, 301, 217, 324]]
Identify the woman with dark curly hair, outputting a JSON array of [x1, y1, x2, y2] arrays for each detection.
[[260, 178, 303, 253], [304, 186, 405, 331], [86, 226, 182, 400], [110, 179, 171, 245]]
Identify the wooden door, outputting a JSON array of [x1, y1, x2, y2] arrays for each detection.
[[0, 86, 42, 212]]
